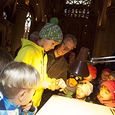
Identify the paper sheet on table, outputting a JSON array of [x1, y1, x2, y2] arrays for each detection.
[[36, 95, 114, 115]]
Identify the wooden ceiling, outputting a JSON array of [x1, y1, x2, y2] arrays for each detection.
[[0, 0, 115, 56], [0, 0, 113, 25]]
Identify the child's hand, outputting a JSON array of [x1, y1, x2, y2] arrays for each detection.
[[97, 95, 115, 107], [103, 100, 115, 107], [21, 101, 33, 112], [97, 94, 103, 103]]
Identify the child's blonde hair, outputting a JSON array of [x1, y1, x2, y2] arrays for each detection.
[[0, 61, 40, 98], [76, 81, 93, 96]]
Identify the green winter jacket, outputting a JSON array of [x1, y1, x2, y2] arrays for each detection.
[[15, 39, 54, 107]]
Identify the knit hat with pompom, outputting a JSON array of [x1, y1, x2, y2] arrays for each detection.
[[39, 17, 63, 43]]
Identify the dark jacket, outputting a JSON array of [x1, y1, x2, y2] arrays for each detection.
[[47, 51, 69, 81]]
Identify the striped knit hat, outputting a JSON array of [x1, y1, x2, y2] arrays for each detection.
[[39, 17, 63, 43]]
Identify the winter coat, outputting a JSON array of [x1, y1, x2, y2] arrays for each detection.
[[15, 39, 54, 107]]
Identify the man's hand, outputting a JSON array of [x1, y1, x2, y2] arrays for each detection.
[[56, 78, 67, 90], [44, 78, 67, 91]]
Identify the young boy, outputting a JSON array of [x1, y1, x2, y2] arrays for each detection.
[[100, 68, 111, 83], [97, 80, 115, 107], [75, 81, 93, 100], [0, 61, 40, 114]]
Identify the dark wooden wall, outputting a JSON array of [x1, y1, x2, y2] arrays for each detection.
[[43, 0, 98, 56], [0, 0, 114, 57], [94, 0, 115, 57]]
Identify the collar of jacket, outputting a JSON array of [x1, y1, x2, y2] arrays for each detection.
[[21, 38, 44, 52]]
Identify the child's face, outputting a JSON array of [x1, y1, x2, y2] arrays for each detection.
[[19, 89, 36, 106], [98, 85, 112, 101], [101, 71, 110, 81], [76, 87, 86, 99], [109, 75, 115, 80]]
